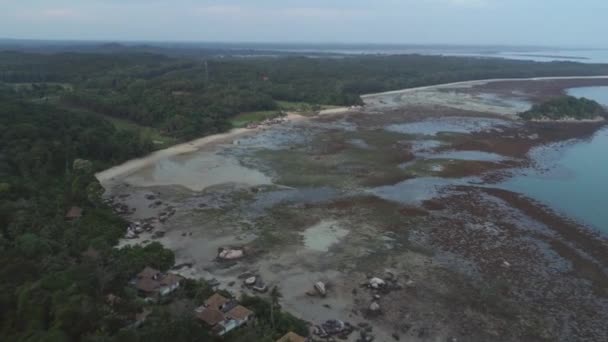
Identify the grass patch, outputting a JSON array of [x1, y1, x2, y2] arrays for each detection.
[[229, 110, 282, 128], [277, 100, 339, 112]]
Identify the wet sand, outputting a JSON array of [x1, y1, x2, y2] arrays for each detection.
[[101, 77, 608, 342]]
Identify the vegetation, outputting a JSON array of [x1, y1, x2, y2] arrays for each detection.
[[519, 96, 607, 120], [4, 50, 608, 140], [2, 46, 608, 341]]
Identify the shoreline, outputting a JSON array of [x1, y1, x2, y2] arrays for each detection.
[[96, 75, 608, 184], [100, 77, 608, 341], [360, 75, 608, 98], [95, 127, 253, 183]]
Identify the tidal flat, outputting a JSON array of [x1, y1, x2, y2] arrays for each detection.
[[101, 78, 608, 342]]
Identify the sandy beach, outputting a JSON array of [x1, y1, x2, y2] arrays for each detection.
[[100, 76, 608, 342], [95, 108, 356, 184], [360, 75, 608, 98], [97, 76, 608, 184]]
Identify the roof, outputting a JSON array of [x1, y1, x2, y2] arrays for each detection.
[[196, 308, 225, 326], [82, 247, 100, 259], [135, 277, 160, 293], [160, 273, 182, 286], [65, 206, 83, 219], [138, 266, 160, 279], [226, 305, 253, 321], [205, 293, 229, 310], [277, 332, 307, 342]]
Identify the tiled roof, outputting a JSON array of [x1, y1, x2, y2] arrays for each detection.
[[160, 273, 182, 286], [205, 293, 229, 310], [138, 266, 160, 279], [135, 277, 160, 293], [65, 206, 83, 219], [226, 305, 253, 321], [196, 308, 225, 326], [277, 332, 307, 342]]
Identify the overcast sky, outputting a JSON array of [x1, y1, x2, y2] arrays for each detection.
[[1, 0, 606, 47]]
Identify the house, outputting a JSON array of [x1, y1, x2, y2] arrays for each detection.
[[158, 273, 182, 296], [214, 305, 254, 336], [195, 294, 255, 336], [277, 332, 307, 342], [196, 307, 225, 327], [65, 206, 83, 220], [132, 266, 183, 299], [204, 293, 230, 311]]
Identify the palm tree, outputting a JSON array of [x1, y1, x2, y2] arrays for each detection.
[[269, 286, 283, 330]]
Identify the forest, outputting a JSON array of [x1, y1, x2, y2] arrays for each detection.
[[3, 50, 608, 139], [3, 47, 608, 341], [519, 96, 607, 120]]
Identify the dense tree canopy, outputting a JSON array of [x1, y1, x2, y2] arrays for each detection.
[[2, 48, 608, 341], [519, 96, 607, 120], [3, 51, 608, 139]]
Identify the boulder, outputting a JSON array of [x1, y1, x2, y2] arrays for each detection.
[[218, 248, 244, 260], [315, 281, 327, 297], [369, 277, 386, 289], [245, 276, 257, 286]]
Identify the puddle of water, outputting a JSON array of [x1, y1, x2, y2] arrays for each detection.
[[476, 93, 531, 112], [410, 139, 442, 153], [249, 187, 341, 214], [233, 124, 311, 151], [369, 176, 478, 204], [300, 220, 349, 252], [426, 150, 509, 162], [309, 118, 358, 132], [385, 117, 510, 136], [124, 152, 272, 191], [348, 138, 371, 149]]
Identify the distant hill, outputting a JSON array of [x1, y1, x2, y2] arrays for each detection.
[[519, 96, 607, 121]]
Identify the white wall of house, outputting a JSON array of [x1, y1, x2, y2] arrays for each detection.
[[159, 283, 180, 296]]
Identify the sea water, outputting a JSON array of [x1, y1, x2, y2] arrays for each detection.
[[502, 86, 608, 232]]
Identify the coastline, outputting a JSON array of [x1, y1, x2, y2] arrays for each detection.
[[99, 76, 608, 342], [96, 75, 608, 184], [360, 75, 608, 98]]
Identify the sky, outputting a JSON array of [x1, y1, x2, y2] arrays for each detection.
[[1, 0, 607, 47]]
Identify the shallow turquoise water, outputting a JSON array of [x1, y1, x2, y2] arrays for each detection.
[[502, 86, 608, 232]]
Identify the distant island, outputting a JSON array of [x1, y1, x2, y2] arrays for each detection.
[[519, 96, 607, 121]]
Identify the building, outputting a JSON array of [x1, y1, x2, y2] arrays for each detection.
[[195, 293, 255, 336], [196, 307, 225, 327], [277, 332, 308, 342], [204, 293, 230, 311], [65, 206, 83, 220], [132, 266, 183, 299]]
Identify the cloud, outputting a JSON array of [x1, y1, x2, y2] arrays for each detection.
[[447, 0, 491, 7], [41, 8, 79, 18], [418, 0, 492, 8], [14, 7, 81, 20], [194, 5, 365, 19]]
